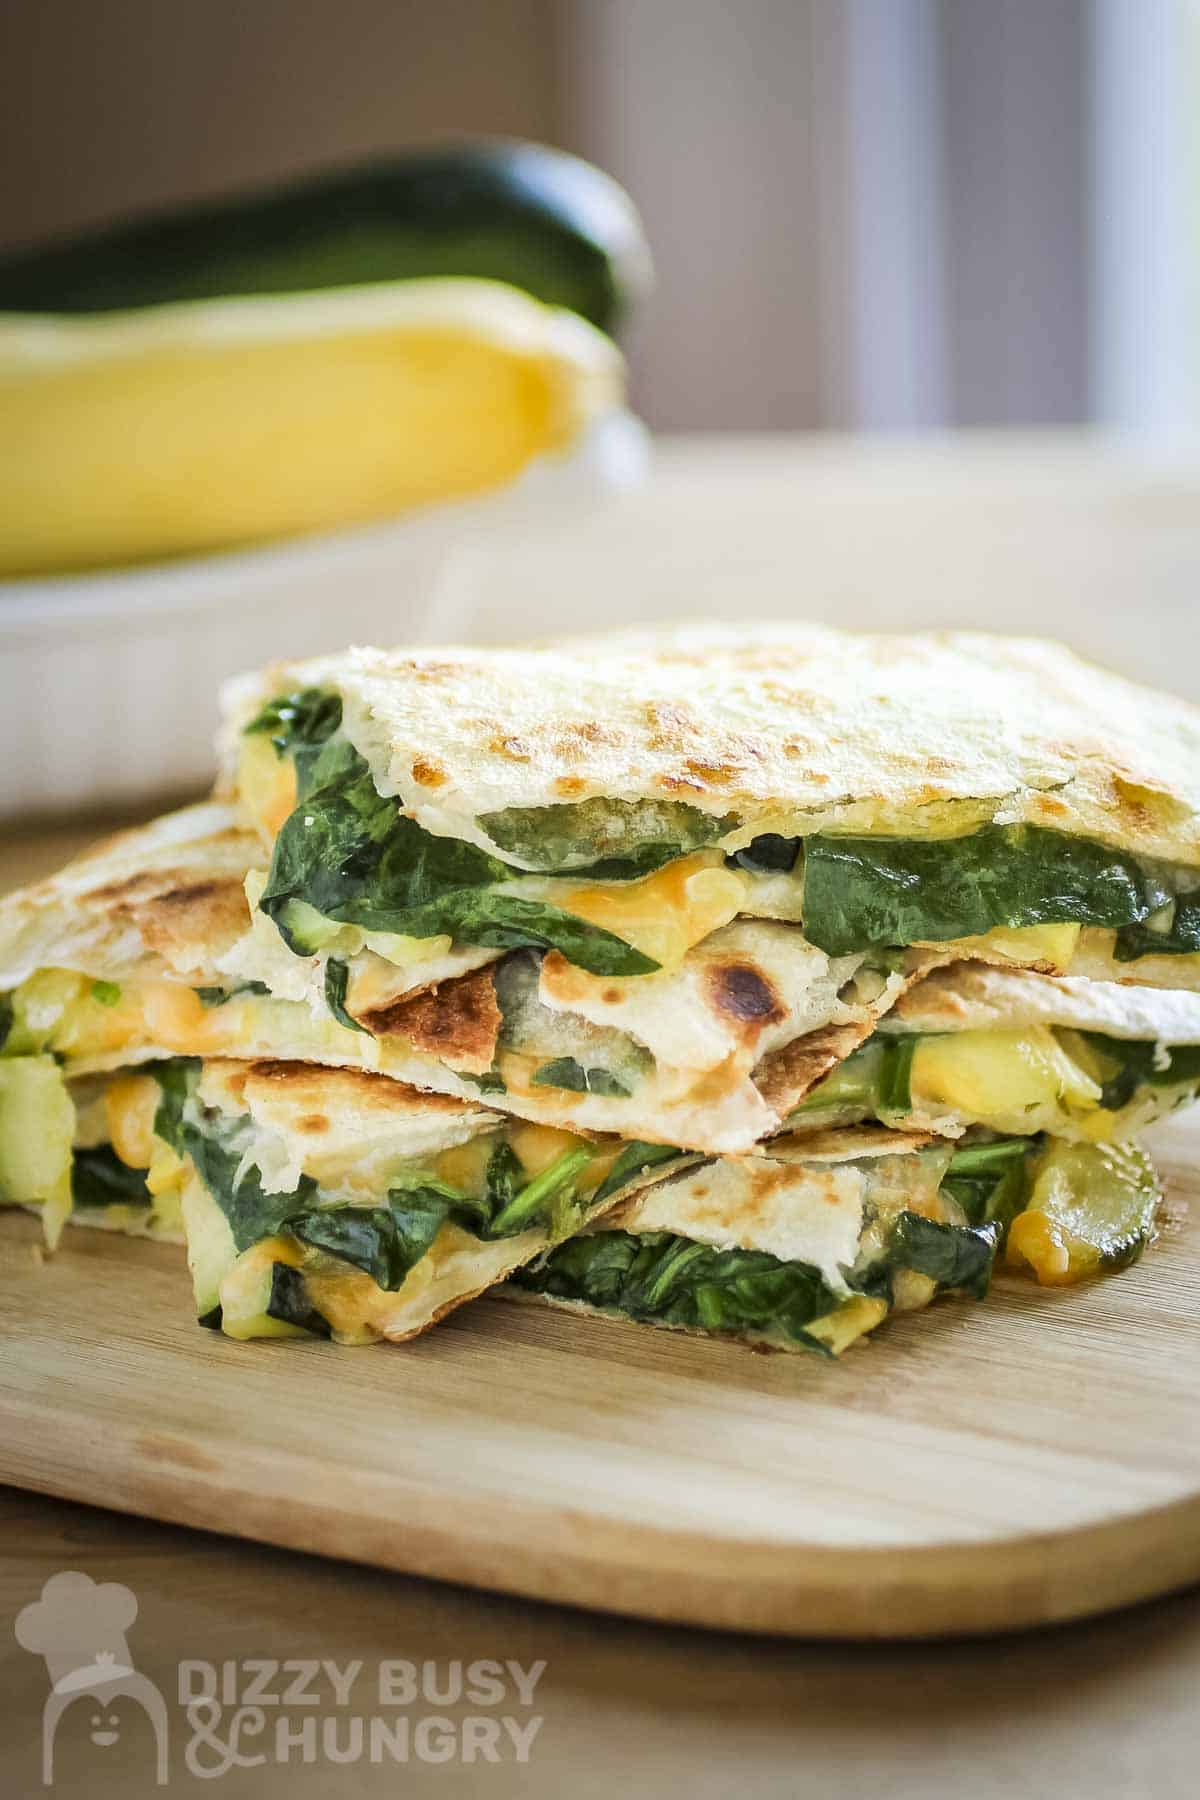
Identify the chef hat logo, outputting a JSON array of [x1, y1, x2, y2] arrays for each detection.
[[15, 1570, 168, 1786], [16, 1570, 138, 1694]]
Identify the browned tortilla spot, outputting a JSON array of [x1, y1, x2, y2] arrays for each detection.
[[358, 965, 502, 1076], [752, 1019, 876, 1114], [124, 877, 251, 966], [703, 960, 786, 1031], [228, 1059, 476, 1118]]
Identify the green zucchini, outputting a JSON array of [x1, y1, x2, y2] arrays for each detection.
[[0, 142, 650, 335]]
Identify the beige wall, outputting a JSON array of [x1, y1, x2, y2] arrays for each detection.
[[0, 0, 561, 246]]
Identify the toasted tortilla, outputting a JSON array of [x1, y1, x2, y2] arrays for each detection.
[[882, 962, 1200, 1042], [0, 803, 258, 987], [221, 624, 1200, 869]]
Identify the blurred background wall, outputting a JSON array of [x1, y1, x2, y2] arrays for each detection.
[[2, 0, 1195, 434]]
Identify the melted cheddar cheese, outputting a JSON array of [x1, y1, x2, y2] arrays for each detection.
[[561, 851, 746, 970]]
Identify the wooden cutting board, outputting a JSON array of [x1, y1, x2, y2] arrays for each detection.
[[2, 1120, 1198, 1640]]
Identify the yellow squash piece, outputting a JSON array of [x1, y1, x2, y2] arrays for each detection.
[[0, 1056, 75, 1247], [0, 279, 622, 575]]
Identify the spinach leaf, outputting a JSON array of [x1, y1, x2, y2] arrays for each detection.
[[193, 981, 271, 1008], [266, 1263, 332, 1337], [0, 993, 12, 1053], [802, 825, 1175, 955], [244, 687, 344, 798], [259, 734, 658, 976], [286, 1203, 414, 1288], [71, 1145, 152, 1209], [151, 1058, 318, 1250], [727, 833, 801, 874], [514, 1228, 844, 1350], [479, 797, 737, 877], [278, 1146, 599, 1289], [939, 1137, 1032, 1230], [323, 959, 369, 1034], [530, 1056, 632, 1098], [592, 1141, 684, 1206], [486, 1147, 595, 1237], [877, 1036, 918, 1119], [91, 980, 121, 1007], [850, 1205, 1002, 1302], [1080, 1033, 1200, 1110], [888, 1211, 1001, 1300], [1114, 895, 1200, 961], [483, 1140, 522, 1215]]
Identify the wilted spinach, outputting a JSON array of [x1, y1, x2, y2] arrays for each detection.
[[801, 825, 1179, 955], [1079, 1033, 1200, 1110], [257, 729, 658, 976], [530, 1057, 632, 1098], [480, 797, 737, 878], [514, 1228, 844, 1351], [71, 1145, 152, 1209], [938, 1137, 1032, 1230], [151, 1058, 318, 1251], [323, 959, 368, 1034], [244, 687, 345, 798]]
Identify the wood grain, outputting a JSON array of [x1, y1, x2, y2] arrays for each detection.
[[1, 1118, 1197, 1639]]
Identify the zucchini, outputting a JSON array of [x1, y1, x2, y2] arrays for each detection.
[[0, 143, 650, 336], [1006, 1140, 1161, 1285]]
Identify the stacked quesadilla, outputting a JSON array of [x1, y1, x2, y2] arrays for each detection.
[[3, 623, 1198, 1355]]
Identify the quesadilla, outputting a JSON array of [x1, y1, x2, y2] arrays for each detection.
[[6, 623, 1200, 1166], [2, 621, 1197, 1360], [788, 964, 1200, 1142]]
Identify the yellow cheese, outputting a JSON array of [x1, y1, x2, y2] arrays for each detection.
[[37, 975, 145, 1059], [506, 1119, 588, 1175], [237, 734, 298, 841], [433, 1135, 498, 1194], [219, 1237, 312, 1341], [562, 852, 747, 971], [104, 1073, 161, 1170], [931, 923, 1082, 969]]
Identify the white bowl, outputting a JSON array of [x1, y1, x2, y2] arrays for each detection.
[[0, 411, 648, 821]]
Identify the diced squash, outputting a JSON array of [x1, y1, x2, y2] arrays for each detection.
[[910, 1027, 1102, 1131], [1007, 1139, 1160, 1285]]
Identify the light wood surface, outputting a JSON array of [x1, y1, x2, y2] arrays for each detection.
[[3, 1109, 1198, 1641], [4, 1483, 1199, 1800]]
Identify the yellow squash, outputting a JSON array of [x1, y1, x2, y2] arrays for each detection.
[[0, 278, 622, 575]]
